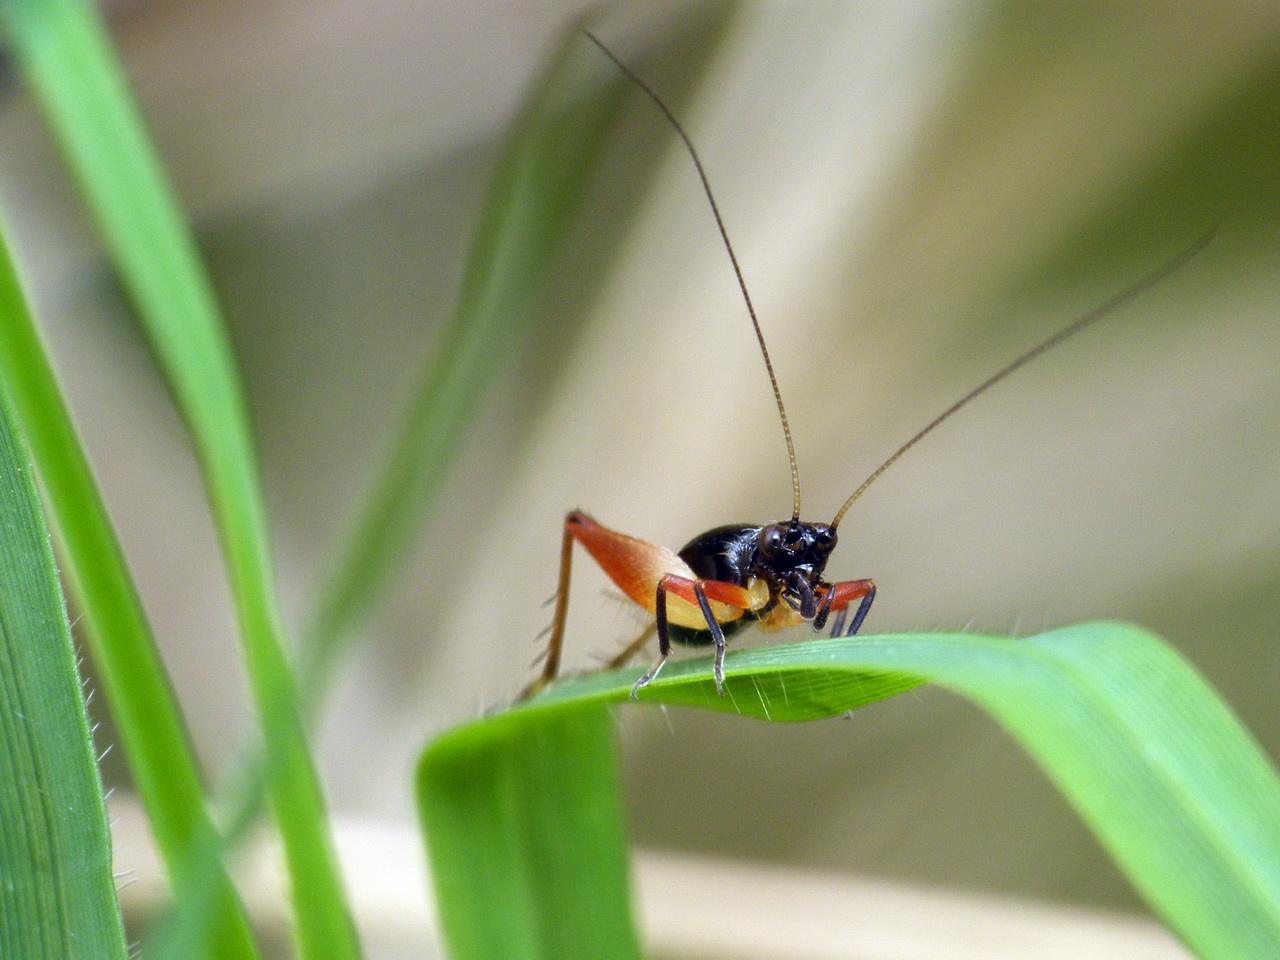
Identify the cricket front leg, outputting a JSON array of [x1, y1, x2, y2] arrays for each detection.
[[821, 579, 877, 638], [757, 578, 876, 637]]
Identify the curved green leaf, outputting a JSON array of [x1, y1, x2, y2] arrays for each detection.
[[421, 623, 1280, 960], [0, 357, 125, 958]]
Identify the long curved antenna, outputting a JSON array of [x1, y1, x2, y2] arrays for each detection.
[[585, 29, 803, 521], [831, 230, 1215, 530]]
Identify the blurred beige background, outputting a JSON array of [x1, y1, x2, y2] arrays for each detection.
[[1, 0, 1277, 956]]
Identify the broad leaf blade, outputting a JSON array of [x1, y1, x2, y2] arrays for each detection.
[[418, 704, 640, 960], [0, 360, 125, 958], [423, 623, 1280, 959], [0, 2, 357, 957]]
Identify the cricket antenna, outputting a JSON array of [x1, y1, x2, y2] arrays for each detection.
[[585, 29, 803, 521], [830, 230, 1216, 530]]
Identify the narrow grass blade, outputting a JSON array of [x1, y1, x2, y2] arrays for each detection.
[[0, 2, 358, 957], [0, 225, 259, 958], [418, 703, 641, 960], [300, 9, 734, 688], [300, 19, 630, 686], [0, 368, 126, 958], [424, 623, 1280, 959]]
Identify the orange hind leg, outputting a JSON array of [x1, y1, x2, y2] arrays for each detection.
[[519, 511, 758, 700]]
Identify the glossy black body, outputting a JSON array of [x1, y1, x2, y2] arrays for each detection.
[[669, 520, 838, 646]]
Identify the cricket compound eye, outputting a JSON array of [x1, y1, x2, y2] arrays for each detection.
[[759, 524, 787, 558]]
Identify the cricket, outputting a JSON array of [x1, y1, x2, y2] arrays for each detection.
[[519, 29, 1211, 702]]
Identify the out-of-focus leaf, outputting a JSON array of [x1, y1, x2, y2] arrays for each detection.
[[418, 703, 640, 960], [300, 8, 734, 688]]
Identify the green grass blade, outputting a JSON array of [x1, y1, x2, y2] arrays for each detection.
[[298, 11, 736, 686], [0, 2, 359, 957], [418, 703, 641, 960], [424, 623, 1280, 959], [300, 22, 623, 682], [0, 225, 259, 958], [0, 364, 126, 958]]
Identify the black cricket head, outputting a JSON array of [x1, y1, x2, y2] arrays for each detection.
[[755, 520, 838, 618]]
